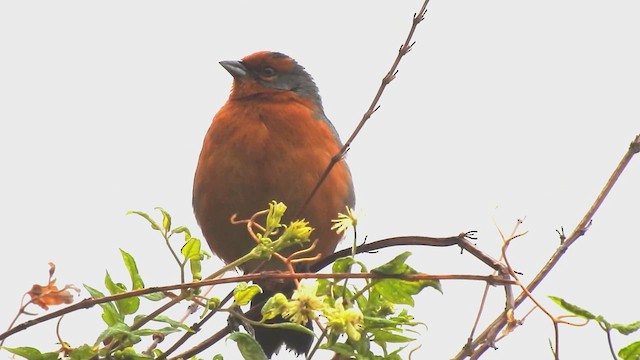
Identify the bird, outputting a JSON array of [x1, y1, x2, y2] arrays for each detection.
[[192, 51, 355, 358]]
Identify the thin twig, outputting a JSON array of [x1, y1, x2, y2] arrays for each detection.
[[313, 232, 507, 274], [295, 0, 431, 219], [466, 218, 523, 354], [453, 134, 640, 359], [605, 328, 617, 360]]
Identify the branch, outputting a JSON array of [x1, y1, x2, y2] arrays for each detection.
[[0, 233, 509, 344], [295, 0, 431, 218], [453, 133, 640, 359], [312, 232, 509, 275]]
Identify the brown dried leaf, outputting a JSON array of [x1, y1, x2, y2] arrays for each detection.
[[27, 263, 79, 310]]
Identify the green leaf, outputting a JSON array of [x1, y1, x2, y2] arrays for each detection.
[[0, 346, 48, 360], [332, 257, 356, 273], [351, 334, 373, 356], [390, 308, 417, 323], [316, 279, 332, 296], [142, 292, 166, 301], [83, 284, 123, 326], [104, 270, 126, 295], [84, 284, 107, 299], [42, 353, 59, 360], [95, 322, 141, 347], [181, 238, 208, 281], [371, 252, 413, 275], [151, 349, 164, 358], [370, 252, 442, 305], [68, 344, 97, 360], [104, 271, 139, 315], [10, 348, 57, 360], [619, 340, 640, 360], [190, 256, 203, 281], [155, 207, 172, 233], [133, 314, 193, 332], [364, 314, 423, 329], [384, 354, 403, 360], [375, 278, 440, 306], [228, 332, 268, 360], [127, 210, 161, 231], [170, 226, 191, 239], [120, 249, 145, 290], [371, 329, 415, 343], [330, 284, 355, 301], [133, 326, 180, 336], [366, 287, 396, 317], [353, 289, 368, 310], [233, 282, 262, 306], [612, 321, 640, 335], [324, 342, 356, 356], [548, 296, 596, 320], [265, 322, 315, 336], [212, 355, 224, 360], [117, 347, 153, 360], [182, 238, 202, 260]]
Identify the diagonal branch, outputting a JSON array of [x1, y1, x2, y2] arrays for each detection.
[[453, 133, 640, 359], [296, 0, 431, 219]]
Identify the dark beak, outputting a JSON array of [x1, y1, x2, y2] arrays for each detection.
[[219, 60, 248, 79]]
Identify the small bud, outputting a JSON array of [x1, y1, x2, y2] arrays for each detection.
[[266, 201, 287, 233], [261, 293, 289, 321]]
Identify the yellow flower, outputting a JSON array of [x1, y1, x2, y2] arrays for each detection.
[[282, 281, 326, 324], [323, 300, 364, 341], [274, 220, 314, 251], [331, 207, 360, 234]]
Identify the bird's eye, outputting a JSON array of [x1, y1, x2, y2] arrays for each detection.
[[261, 67, 276, 77]]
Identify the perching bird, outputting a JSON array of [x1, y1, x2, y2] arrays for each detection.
[[193, 51, 355, 357]]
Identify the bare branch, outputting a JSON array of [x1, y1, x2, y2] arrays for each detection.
[[296, 0, 432, 218], [453, 133, 640, 359]]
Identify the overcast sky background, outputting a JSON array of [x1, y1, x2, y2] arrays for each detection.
[[1, 1, 639, 359]]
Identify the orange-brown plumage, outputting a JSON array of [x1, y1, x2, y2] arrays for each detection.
[[192, 51, 355, 357]]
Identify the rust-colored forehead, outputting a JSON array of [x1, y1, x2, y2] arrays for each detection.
[[241, 51, 297, 72]]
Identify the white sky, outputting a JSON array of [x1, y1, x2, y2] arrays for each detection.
[[1, 1, 639, 359]]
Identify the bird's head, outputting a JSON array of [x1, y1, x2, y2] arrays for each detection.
[[220, 51, 323, 110]]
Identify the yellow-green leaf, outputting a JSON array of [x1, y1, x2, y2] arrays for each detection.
[[371, 329, 414, 343], [171, 226, 191, 240], [619, 340, 640, 360], [233, 282, 261, 306], [0, 346, 59, 360], [181, 238, 201, 261], [68, 345, 98, 360], [127, 210, 160, 231], [120, 249, 144, 290], [84, 284, 123, 325], [612, 321, 640, 336], [155, 207, 172, 233], [371, 252, 412, 275], [548, 296, 596, 320], [104, 271, 139, 315]]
